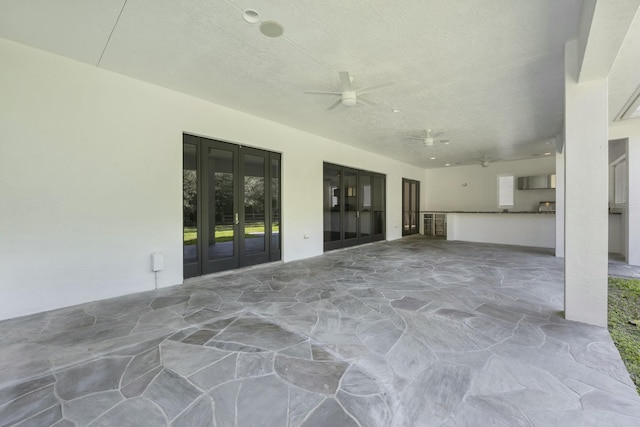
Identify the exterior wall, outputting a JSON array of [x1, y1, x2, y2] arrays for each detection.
[[423, 157, 556, 212], [0, 39, 424, 320]]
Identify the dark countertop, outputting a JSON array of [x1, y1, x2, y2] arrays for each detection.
[[422, 211, 622, 215], [420, 211, 555, 214]]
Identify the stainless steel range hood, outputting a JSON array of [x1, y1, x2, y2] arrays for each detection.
[[517, 174, 556, 190]]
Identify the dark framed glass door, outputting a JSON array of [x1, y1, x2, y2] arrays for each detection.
[[205, 142, 239, 272], [183, 135, 281, 278], [323, 162, 385, 251], [402, 178, 420, 236], [372, 174, 385, 240], [343, 168, 359, 247]]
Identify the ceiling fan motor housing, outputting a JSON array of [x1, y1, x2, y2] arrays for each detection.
[[341, 91, 357, 107]]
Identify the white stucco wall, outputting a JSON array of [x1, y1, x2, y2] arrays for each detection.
[[422, 157, 556, 212], [0, 39, 425, 320]]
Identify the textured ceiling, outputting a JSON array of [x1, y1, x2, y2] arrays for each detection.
[[1, 0, 638, 168]]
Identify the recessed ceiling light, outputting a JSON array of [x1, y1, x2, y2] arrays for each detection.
[[392, 109, 402, 113], [260, 21, 284, 37], [242, 9, 260, 24], [544, 152, 551, 156], [430, 157, 436, 160], [441, 140, 450, 145], [445, 163, 450, 167]]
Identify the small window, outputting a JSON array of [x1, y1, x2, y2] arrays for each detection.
[[497, 174, 515, 208], [613, 158, 628, 206]]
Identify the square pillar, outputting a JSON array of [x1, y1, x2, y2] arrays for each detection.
[[555, 135, 565, 258], [564, 39, 609, 327]]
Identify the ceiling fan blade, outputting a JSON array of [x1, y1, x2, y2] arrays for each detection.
[[327, 99, 343, 110], [358, 81, 394, 95], [357, 96, 377, 107], [303, 90, 342, 96], [339, 71, 352, 92]]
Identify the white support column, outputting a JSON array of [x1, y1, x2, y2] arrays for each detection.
[[564, 39, 609, 327], [555, 134, 565, 258], [627, 137, 640, 266]]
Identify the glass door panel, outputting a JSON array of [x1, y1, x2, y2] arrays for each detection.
[[410, 181, 418, 233], [183, 142, 199, 278], [373, 175, 385, 240], [402, 180, 411, 235], [359, 174, 372, 241], [271, 157, 281, 257], [208, 148, 235, 261], [343, 170, 358, 245], [243, 154, 266, 256], [323, 166, 341, 246]]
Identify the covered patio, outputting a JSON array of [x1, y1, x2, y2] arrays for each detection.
[[1, 238, 639, 426]]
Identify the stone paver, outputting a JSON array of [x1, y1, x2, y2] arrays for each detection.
[[0, 238, 639, 426]]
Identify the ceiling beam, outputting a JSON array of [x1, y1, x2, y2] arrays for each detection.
[[577, 0, 640, 82]]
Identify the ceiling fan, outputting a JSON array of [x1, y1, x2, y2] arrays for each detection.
[[408, 129, 446, 147], [303, 71, 394, 110], [477, 155, 500, 167]]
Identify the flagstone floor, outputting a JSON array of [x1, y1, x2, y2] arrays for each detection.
[[1, 237, 639, 427]]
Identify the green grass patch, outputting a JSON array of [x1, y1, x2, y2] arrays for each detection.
[[608, 277, 640, 394], [184, 223, 280, 245]]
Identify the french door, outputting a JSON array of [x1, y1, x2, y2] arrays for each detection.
[[183, 135, 281, 278], [402, 178, 420, 235], [323, 163, 385, 251]]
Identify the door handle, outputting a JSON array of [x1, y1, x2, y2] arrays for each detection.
[[235, 213, 239, 225], [356, 210, 360, 218]]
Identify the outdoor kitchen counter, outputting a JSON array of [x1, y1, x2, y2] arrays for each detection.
[[422, 211, 555, 214], [421, 211, 556, 248]]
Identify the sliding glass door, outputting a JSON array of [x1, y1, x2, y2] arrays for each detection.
[[323, 163, 385, 251], [183, 135, 281, 278]]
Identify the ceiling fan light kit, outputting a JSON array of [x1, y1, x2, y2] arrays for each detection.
[[341, 91, 357, 107]]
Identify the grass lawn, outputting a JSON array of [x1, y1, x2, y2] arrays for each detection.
[[184, 223, 279, 245], [608, 276, 640, 394]]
